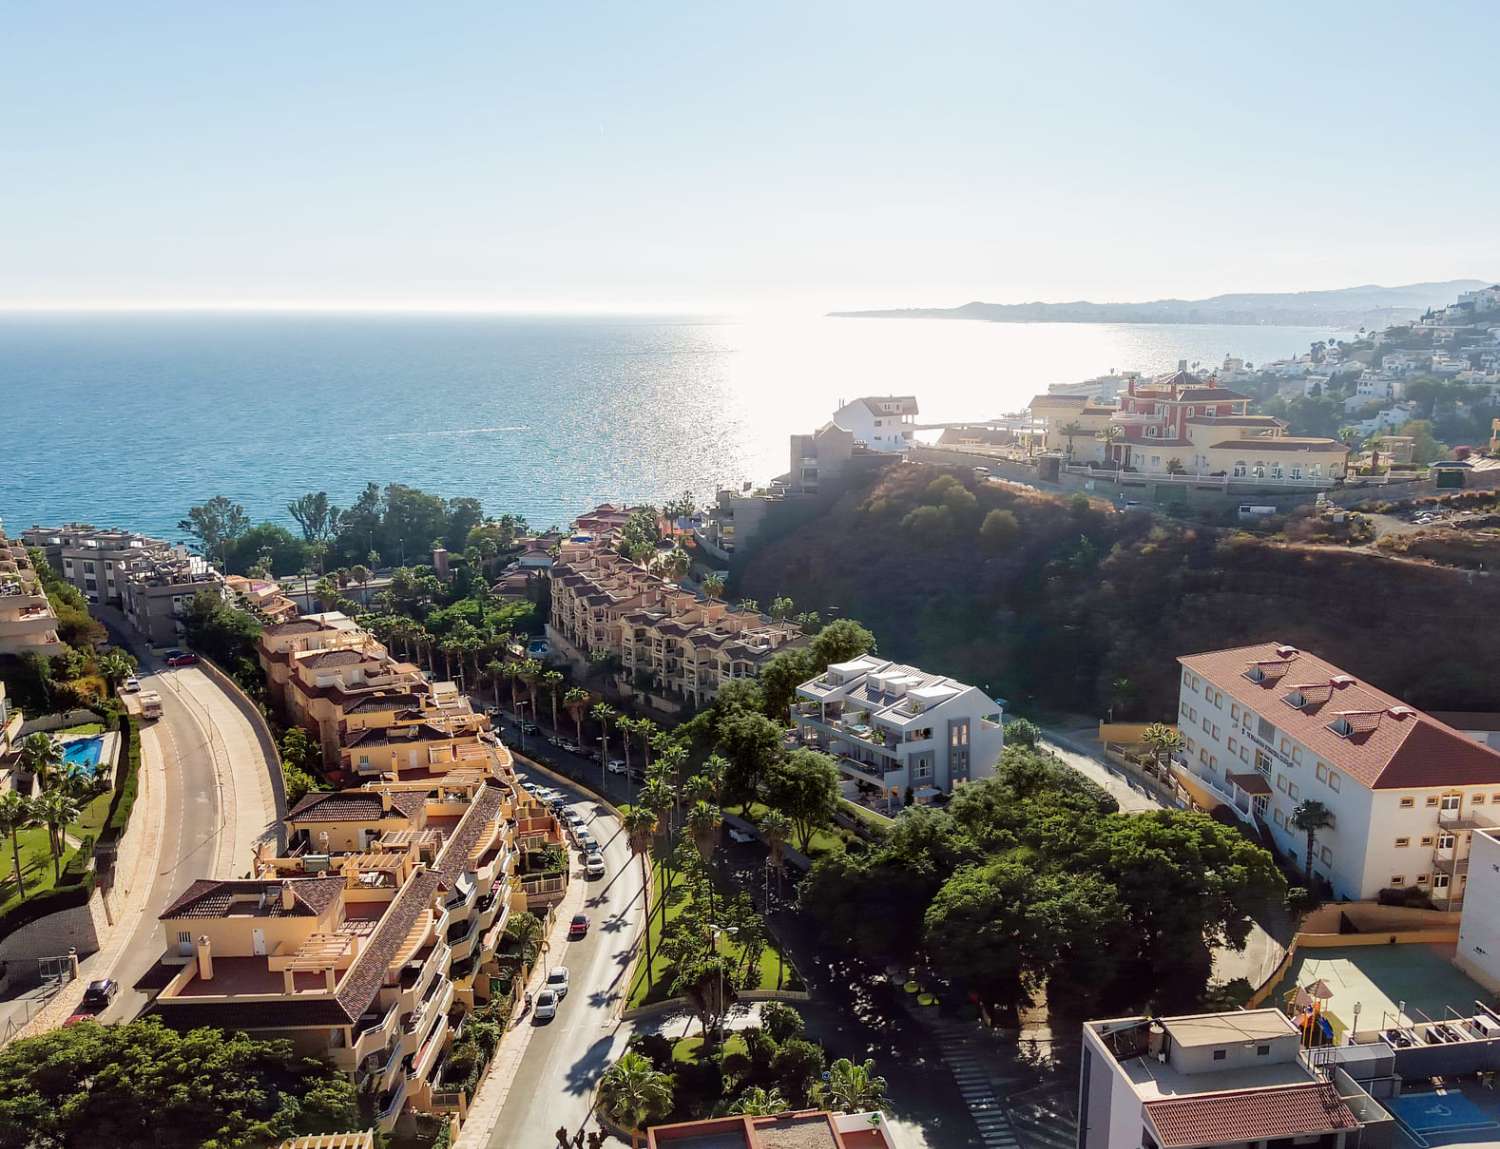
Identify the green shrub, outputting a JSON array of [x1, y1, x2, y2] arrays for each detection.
[[101, 712, 142, 844]]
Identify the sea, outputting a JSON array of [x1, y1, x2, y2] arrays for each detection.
[[0, 312, 1343, 540]]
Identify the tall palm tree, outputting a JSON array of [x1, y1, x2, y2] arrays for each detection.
[[1098, 423, 1124, 466], [501, 661, 523, 714], [819, 1057, 889, 1113], [97, 649, 137, 692], [1059, 420, 1084, 458], [597, 1051, 673, 1149], [617, 716, 636, 779], [486, 659, 507, 707], [564, 688, 590, 745], [657, 547, 690, 582], [623, 805, 660, 987], [592, 702, 616, 773], [18, 733, 62, 791], [731, 1087, 790, 1116], [35, 789, 80, 881], [701, 572, 725, 602], [687, 800, 723, 920], [518, 658, 543, 717], [1290, 799, 1335, 888], [412, 627, 435, 674], [759, 807, 792, 896], [541, 670, 565, 732], [0, 792, 36, 900], [633, 718, 658, 770]]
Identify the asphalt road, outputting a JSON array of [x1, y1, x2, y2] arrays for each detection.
[[100, 658, 233, 1023], [486, 764, 646, 1149]]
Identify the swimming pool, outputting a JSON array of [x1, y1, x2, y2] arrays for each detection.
[[59, 736, 105, 776]]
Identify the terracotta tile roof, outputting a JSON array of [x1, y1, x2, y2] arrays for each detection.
[[288, 791, 385, 822], [1180, 643, 1500, 789], [1143, 1083, 1360, 1148], [158, 876, 344, 920], [152, 996, 356, 1031], [342, 692, 424, 714], [333, 868, 438, 1022], [433, 784, 505, 889], [342, 721, 457, 748], [1207, 437, 1348, 453]]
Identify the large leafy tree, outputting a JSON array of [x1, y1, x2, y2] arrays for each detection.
[[285, 491, 341, 545], [715, 710, 784, 807], [0, 1020, 356, 1148], [763, 748, 841, 854], [178, 496, 250, 567]]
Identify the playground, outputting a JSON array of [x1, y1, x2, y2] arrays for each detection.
[[1272, 943, 1488, 1041]]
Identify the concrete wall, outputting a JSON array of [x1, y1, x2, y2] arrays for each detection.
[[197, 654, 287, 822], [17, 709, 103, 735], [1455, 830, 1500, 992], [0, 892, 106, 962]]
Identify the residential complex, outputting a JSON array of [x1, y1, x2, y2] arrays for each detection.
[[647, 1110, 903, 1149], [1455, 825, 1500, 992], [22, 522, 224, 645], [226, 574, 300, 625], [0, 680, 22, 784], [258, 611, 504, 778], [1174, 643, 1500, 906], [141, 766, 565, 1132], [1030, 367, 1350, 484], [793, 655, 1004, 801], [547, 537, 803, 710], [1079, 1010, 1386, 1149], [832, 395, 919, 453], [0, 525, 63, 658]]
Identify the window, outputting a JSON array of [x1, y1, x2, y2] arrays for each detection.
[[1320, 846, 1332, 864], [1202, 717, 1211, 734], [1441, 794, 1461, 812], [1330, 717, 1354, 738], [1212, 725, 1220, 740], [1212, 1049, 1226, 1061], [1288, 782, 1300, 800], [1329, 772, 1340, 794], [1183, 670, 1193, 688], [1181, 701, 1190, 717], [1280, 738, 1290, 755], [1231, 703, 1241, 721], [1390, 876, 1405, 887], [1228, 736, 1238, 755], [1255, 1044, 1271, 1056], [1395, 837, 1410, 848], [1273, 809, 1285, 827], [1256, 749, 1273, 776], [1426, 796, 1439, 808], [1316, 763, 1327, 782], [1438, 833, 1455, 850], [1292, 748, 1302, 765], [1400, 797, 1415, 809], [1416, 874, 1430, 886], [1240, 746, 1250, 763], [1420, 836, 1434, 847], [1277, 775, 1287, 792], [1475, 795, 1487, 806]]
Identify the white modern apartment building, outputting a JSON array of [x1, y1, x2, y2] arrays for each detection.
[[1174, 643, 1500, 907], [1455, 825, 1500, 993], [1079, 1010, 1382, 1149], [831, 396, 919, 453], [793, 655, 1003, 801]]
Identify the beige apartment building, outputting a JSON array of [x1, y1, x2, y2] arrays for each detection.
[[0, 525, 64, 659], [548, 539, 803, 709], [226, 574, 300, 625], [339, 681, 503, 783], [143, 768, 563, 1133]]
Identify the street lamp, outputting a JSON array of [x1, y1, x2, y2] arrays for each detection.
[[707, 923, 739, 1040], [516, 699, 531, 754]]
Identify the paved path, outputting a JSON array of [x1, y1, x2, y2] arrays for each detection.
[[1038, 730, 1167, 813]]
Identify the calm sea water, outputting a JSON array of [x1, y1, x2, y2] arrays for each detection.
[[0, 312, 1340, 539]]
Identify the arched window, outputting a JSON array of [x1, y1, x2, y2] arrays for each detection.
[[1309, 462, 1322, 478], [1253, 461, 1266, 478], [1233, 461, 1247, 477]]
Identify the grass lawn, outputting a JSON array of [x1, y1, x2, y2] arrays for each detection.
[[671, 1032, 747, 1064], [0, 825, 78, 914], [52, 723, 104, 739], [737, 801, 853, 860], [627, 860, 797, 1009], [71, 789, 113, 839]]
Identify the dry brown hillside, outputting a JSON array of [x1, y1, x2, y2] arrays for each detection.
[[735, 464, 1500, 721]]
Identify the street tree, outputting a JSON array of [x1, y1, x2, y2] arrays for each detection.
[[763, 748, 841, 854]]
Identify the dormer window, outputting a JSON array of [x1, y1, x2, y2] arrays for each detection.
[[1329, 717, 1354, 738], [1245, 667, 1265, 684], [1284, 691, 1306, 709]]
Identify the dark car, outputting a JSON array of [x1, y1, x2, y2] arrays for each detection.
[[567, 913, 590, 939], [163, 650, 198, 667], [65, 978, 118, 1024], [521, 721, 540, 736]]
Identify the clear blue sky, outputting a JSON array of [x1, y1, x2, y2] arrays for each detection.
[[2, 1, 1495, 310]]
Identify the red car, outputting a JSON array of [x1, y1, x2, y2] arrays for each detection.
[[567, 913, 590, 939], [163, 650, 198, 667]]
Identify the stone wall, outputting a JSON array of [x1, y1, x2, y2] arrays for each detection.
[[0, 892, 106, 963], [196, 654, 287, 820]]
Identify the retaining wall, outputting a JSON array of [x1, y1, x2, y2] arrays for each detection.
[[18, 709, 101, 736], [0, 894, 106, 963], [196, 654, 287, 820]]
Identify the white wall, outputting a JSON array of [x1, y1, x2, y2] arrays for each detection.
[[1455, 831, 1500, 992]]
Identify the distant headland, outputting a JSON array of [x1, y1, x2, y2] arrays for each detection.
[[829, 280, 1490, 329]]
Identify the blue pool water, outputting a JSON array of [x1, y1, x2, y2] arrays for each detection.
[[60, 737, 105, 777]]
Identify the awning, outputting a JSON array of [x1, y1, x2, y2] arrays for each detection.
[[1227, 771, 1273, 797]]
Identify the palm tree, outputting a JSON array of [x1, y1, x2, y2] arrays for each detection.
[[819, 1057, 889, 1113], [617, 716, 636, 779], [518, 658, 543, 718], [486, 659, 507, 707], [0, 792, 36, 900], [592, 702, 616, 771], [348, 564, 371, 610], [759, 807, 792, 896], [35, 788, 80, 881], [18, 733, 62, 791], [1098, 422, 1124, 466], [701, 572, 725, 602], [597, 1051, 673, 1149], [657, 547, 690, 582], [541, 671, 565, 732], [1059, 420, 1084, 458], [687, 800, 722, 865], [1141, 722, 1185, 778], [730, 1086, 789, 1116], [633, 717, 658, 770], [1290, 799, 1335, 888], [564, 688, 590, 745], [412, 627, 435, 674], [623, 805, 660, 987], [502, 661, 523, 714], [98, 649, 137, 692]]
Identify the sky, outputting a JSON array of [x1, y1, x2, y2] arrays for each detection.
[[2, 1, 1497, 312]]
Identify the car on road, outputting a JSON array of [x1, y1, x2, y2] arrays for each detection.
[[605, 759, 627, 775], [576, 830, 596, 851], [162, 649, 198, 667], [584, 854, 606, 880], [727, 827, 756, 844], [562, 742, 580, 754], [568, 913, 590, 939], [65, 978, 118, 1024], [121, 676, 141, 693], [521, 721, 540, 735], [533, 989, 559, 1021], [545, 967, 570, 999], [563, 809, 584, 827]]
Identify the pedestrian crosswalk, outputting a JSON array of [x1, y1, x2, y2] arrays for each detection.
[[933, 1019, 1021, 1149]]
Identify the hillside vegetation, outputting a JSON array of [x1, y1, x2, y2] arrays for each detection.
[[736, 464, 1500, 720]]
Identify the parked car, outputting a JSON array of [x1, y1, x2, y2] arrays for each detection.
[[606, 759, 627, 775], [121, 676, 141, 693], [568, 913, 590, 939], [563, 809, 584, 827], [584, 854, 606, 880], [545, 967, 570, 999], [521, 721, 540, 735], [727, 827, 756, 844], [163, 649, 198, 667], [534, 989, 559, 1021], [66, 978, 118, 1024], [576, 830, 596, 851]]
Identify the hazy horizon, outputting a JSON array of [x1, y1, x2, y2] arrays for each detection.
[[5, 2, 1498, 310]]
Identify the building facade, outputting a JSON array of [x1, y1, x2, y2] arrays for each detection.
[[793, 655, 1004, 801], [831, 395, 919, 453], [1174, 643, 1500, 907], [0, 525, 63, 659]]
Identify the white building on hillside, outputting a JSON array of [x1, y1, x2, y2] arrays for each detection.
[[1174, 643, 1500, 907], [792, 655, 1003, 801], [831, 396, 919, 452]]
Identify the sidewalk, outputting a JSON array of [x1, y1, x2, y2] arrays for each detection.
[[9, 716, 170, 1040], [455, 860, 588, 1149]]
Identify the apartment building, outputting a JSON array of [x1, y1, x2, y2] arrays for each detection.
[[648, 1110, 904, 1149], [1174, 643, 1500, 906], [120, 548, 223, 646], [340, 682, 503, 783], [793, 655, 1004, 800], [0, 681, 22, 785], [22, 523, 170, 606], [144, 770, 554, 1133], [225, 574, 300, 625], [0, 526, 64, 659], [548, 540, 802, 708], [1078, 1010, 1384, 1149], [831, 395, 919, 453]]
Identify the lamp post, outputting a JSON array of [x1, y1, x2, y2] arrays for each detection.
[[707, 923, 739, 1040]]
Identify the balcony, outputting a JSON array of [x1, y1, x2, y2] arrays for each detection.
[[837, 756, 901, 790], [407, 1010, 450, 1084], [346, 999, 402, 1064], [404, 972, 450, 1039], [1438, 808, 1494, 831], [447, 918, 479, 964], [376, 1076, 408, 1132], [356, 1032, 405, 1095]]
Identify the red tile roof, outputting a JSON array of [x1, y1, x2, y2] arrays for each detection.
[[1180, 643, 1500, 790], [158, 876, 344, 920], [1143, 1083, 1359, 1148]]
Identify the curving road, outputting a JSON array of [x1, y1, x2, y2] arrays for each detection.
[[486, 762, 647, 1149]]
